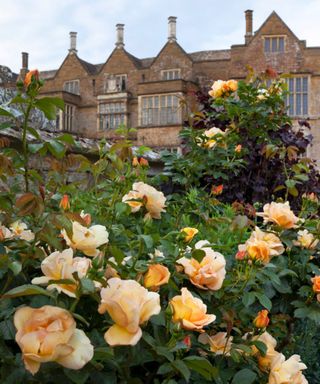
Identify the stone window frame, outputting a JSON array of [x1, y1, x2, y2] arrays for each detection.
[[63, 79, 80, 95], [285, 75, 309, 117], [98, 101, 127, 131], [138, 93, 182, 127], [59, 104, 76, 132], [161, 69, 181, 81], [263, 35, 286, 53]]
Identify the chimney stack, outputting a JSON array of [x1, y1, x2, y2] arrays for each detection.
[[116, 24, 125, 48], [20, 52, 29, 79], [168, 16, 177, 42], [245, 10, 253, 44], [69, 31, 78, 54]]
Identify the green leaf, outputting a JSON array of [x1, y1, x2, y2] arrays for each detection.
[[251, 340, 267, 356], [57, 133, 75, 145], [8, 261, 22, 276], [0, 319, 16, 340], [27, 126, 41, 140], [139, 234, 154, 249], [93, 346, 114, 361], [255, 292, 272, 311], [231, 368, 257, 384], [242, 291, 256, 307], [0, 107, 15, 117], [35, 97, 64, 120], [109, 245, 125, 265], [47, 140, 66, 159], [64, 369, 90, 384], [2, 284, 55, 299], [184, 356, 218, 380], [0, 122, 12, 130], [191, 249, 206, 263], [80, 278, 95, 294], [171, 360, 191, 382]]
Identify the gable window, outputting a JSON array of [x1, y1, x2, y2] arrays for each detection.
[[105, 74, 127, 93], [264, 36, 285, 53], [285, 77, 308, 116], [98, 102, 126, 130], [162, 69, 181, 81], [140, 94, 181, 126], [63, 80, 80, 95]]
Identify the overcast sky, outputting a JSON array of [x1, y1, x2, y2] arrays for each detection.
[[1, 0, 320, 73]]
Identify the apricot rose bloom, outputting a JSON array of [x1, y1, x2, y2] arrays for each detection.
[[177, 240, 226, 290], [14, 305, 93, 375], [257, 201, 300, 229], [144, 264, 170, 290], [24, 69, 39, 87], [122, 182, 166, 220], [61, 221, 109, 256], [238, 227, 284, 264], [252, 331, 278, 371], [98, 278, 161, 346], [202, 127, 226, 149], [311, 275, 320, 302], [208, 79, 238, 98], [253, 309, 270, 328], [198, 332, 233, 355], [181, 227, 198, 242], [31, 248, 93, 297], [294, 229, 319, 249], [170, 287, 216, 331], [268, 353, 308, 384]]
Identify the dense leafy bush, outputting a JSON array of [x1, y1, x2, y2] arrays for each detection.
[[162, 70, 320, 208], [0, 71, 319, 383]]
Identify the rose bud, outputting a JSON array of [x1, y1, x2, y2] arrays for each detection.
[[254, 310, 270, 328]]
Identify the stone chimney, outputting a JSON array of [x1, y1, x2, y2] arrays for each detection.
[[69, 31, 78, 54], [245, 10, 253, 44], [116, 24, 125, 48], [20, 52, 29, 79], [168, 16, 177, 42]]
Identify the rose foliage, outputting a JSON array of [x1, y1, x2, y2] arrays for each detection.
[[0, 71, 320, 383]]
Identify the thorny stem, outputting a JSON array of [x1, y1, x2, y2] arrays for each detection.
[[22, 102, 33, 192]]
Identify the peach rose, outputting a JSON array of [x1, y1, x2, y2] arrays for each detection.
[[251, 331, 278, 371], [14, 305, 93, 375], [170, 287, 216, 331], [31, 248, 94, 297], [181, 227, 198, 242], [257, 201, 300, 229], [198, 332, 232, 355], [254, 309, 270, 328], [177, 240, 226, 290], [238, 227, 284, 264], [235, 144, 242, 153], [0, 224, 12, 240], [268, 353, 308, 384], [122, 182, 166, 220], [80, 210, 92, 226], [98, 278, 160, 346], [294, 229, 319, 249], [61, 221, 109, 256], [10, 220, 35, 241], [144, 264, 170, 290], [202, 127, 226, 149], [208, 79, 237, 99], [24, 69, 39, 87]]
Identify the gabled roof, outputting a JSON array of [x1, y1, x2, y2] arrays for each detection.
[[253, 11, 301, 41], [149, 41, 193, 67], [189, 50, 231, 61], [77, 57, 102, 75]]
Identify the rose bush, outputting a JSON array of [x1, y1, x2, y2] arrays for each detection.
[[0, 70, 319, 383]]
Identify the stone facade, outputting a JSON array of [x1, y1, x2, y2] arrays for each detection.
[[3, 10, 320, 159]]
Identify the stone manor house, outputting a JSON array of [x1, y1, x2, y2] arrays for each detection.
[[3, 10, 320, 159]]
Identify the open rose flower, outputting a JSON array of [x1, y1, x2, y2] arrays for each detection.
[[199, 127, 227, 149], [14, 305, 93, 375], [177, 240, 226, 290], [252, 331, 278, 371], [31, 248, 95, 297], [294, 229, 319, 249], [10, 220, 35, 241], [61, 221, 109, 256], [208, 79, 237, 98], [170, 287, 216, 331], [257, 201, 300, 229], [268, 353, 308, 384], [311, 275, 320, 302], [98, 278, 160, 346], [198, 332, 233, 355], [0, 224, 12, 240], [144, 264, 170, 290], [238, 227, 284, 264], [122, 182, 166, 220]]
